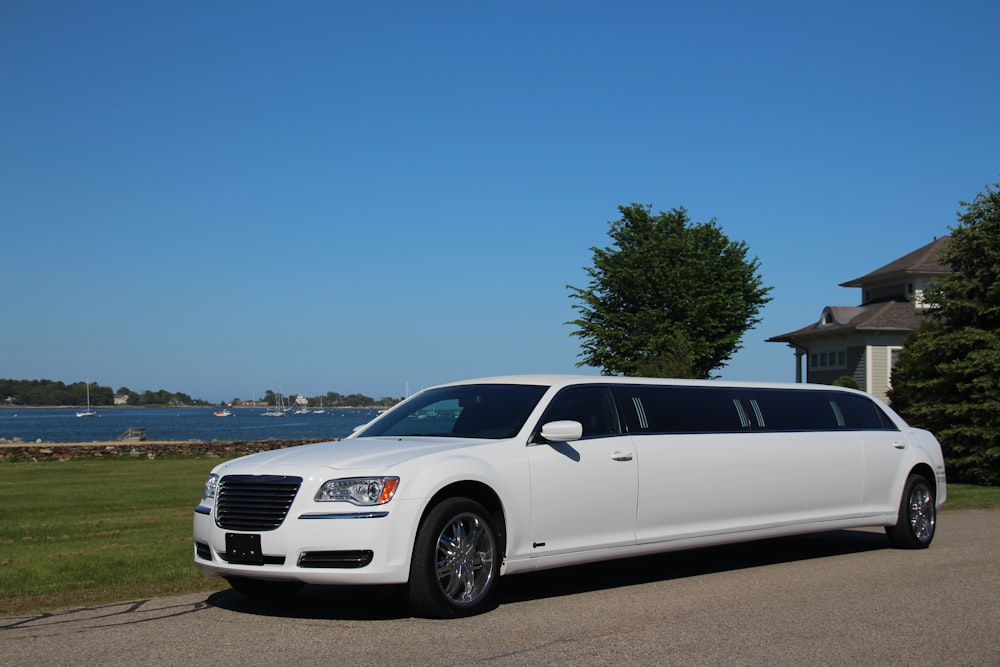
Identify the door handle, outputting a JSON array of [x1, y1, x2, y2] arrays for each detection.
[[893, 441, 906, 449], [612, 451, 634, 461]]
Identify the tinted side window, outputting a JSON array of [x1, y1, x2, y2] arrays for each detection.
[[834, 392, 899, 431], [612, 386, 748, 434], [539, 386, 621, 438], [743, 389, 842, 431]]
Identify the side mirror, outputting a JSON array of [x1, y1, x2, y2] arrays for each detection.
[[540, 420, 583, 442]]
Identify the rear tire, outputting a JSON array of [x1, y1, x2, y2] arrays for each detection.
[[407, 497, 500, 618], [886, 473, 936, 549], [226, 576, 304, 600]]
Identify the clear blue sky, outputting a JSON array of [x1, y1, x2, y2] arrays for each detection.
[[2, 1, 998, 403]]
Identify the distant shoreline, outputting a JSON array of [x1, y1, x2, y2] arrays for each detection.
[[1, 405, 207, 410], [0, 437, 334, 461], [0, 405, 387, 410]]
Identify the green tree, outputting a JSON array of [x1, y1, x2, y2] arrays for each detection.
[[833, 376, 860, 389], [889, 181, 1000, 485], [568, 204, 772, 378], [342, 393, 375, 407]]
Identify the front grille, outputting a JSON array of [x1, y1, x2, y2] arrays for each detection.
[[215, 475, 302, 531]]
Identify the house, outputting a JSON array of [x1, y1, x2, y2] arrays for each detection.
[[766, 236, 952, 403]]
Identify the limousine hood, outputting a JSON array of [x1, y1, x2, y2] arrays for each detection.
[[213, 436, 485, 475]]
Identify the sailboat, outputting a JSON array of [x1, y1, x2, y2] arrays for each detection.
[[76, 382, 97, 418], [292, 394, 310, 414], [262, 391, 286, 417]]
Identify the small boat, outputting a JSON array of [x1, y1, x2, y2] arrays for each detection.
[[213, 409, 234, 417], [262, 391, 287, 417], [76, 382, 97, 418]]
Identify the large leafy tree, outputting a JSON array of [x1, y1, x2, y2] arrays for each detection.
[[568, 204, 772, 378], [889, 181, 1000, 485]]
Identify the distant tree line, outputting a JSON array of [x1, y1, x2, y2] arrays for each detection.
[[116, 387, 209, 407], [0, 379, 403, 409], [255, 390, 399, 408], [0, 379, 209, 407]]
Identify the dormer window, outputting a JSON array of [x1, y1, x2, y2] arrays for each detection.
[[821, 309, 834, 325]]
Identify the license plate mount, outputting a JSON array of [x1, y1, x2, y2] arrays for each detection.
[[225, 532, 264, 565]]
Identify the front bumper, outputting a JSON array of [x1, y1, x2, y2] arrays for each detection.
[[192, 496, 423, 585]]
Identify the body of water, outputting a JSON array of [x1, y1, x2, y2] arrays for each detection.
[[0, 407, 383, 443]]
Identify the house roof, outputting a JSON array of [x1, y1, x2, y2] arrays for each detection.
[[766, 298, 921, 344], [839, 236, 951, 288]]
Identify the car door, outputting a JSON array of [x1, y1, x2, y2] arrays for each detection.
[[527, 386, 637, 557], [834, 391, 910, 517], [616, 385, 864, 544]]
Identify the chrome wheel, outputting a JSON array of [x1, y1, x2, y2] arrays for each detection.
[[887, 473, 936, 549], [435, 512, 496, 605], [409, 498, 502, 617], [906, 480, 935, 543]]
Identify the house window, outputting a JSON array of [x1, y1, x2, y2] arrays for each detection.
[[810, 350, 847, 370]]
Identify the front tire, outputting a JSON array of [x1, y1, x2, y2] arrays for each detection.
[[886, 473, 936, 549], [407, 498, 500, 618]]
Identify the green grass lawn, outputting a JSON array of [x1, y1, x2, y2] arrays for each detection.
[[1, 457, 230, 616], [2, 458, 998, 617], [945, 483, 1000, 510]]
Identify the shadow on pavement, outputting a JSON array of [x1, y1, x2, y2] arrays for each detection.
[[499, 528, 888, 604], [207, 528, 890, 620], [207, 584, 410, 621]]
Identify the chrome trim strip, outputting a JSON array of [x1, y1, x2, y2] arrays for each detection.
[[194, 504, 212, 515], [298, 511, 389, 520]]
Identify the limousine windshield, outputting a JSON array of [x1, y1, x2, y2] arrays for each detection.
[[357, 383, 548, 439]]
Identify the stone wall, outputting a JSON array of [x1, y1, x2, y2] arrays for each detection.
[[0, 438, 334, 462]]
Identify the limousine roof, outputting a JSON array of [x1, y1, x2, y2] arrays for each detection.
[[436, 374, 857, 393]]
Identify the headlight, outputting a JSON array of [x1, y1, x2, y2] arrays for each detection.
[[315, 477, 400, 505], [203, 474, 220, 501]]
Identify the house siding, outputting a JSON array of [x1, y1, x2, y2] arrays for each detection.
[[807, 368, 842, 385], [848, 346, 866, 389], [867, 346, 891, 402]]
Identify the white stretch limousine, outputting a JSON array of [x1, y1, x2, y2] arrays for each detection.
[[193, 375, 946, 617]]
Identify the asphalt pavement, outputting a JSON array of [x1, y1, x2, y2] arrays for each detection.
[[3, 509, 998, 666]]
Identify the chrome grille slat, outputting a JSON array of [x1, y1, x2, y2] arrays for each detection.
[[215, 475, 302, 531]]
